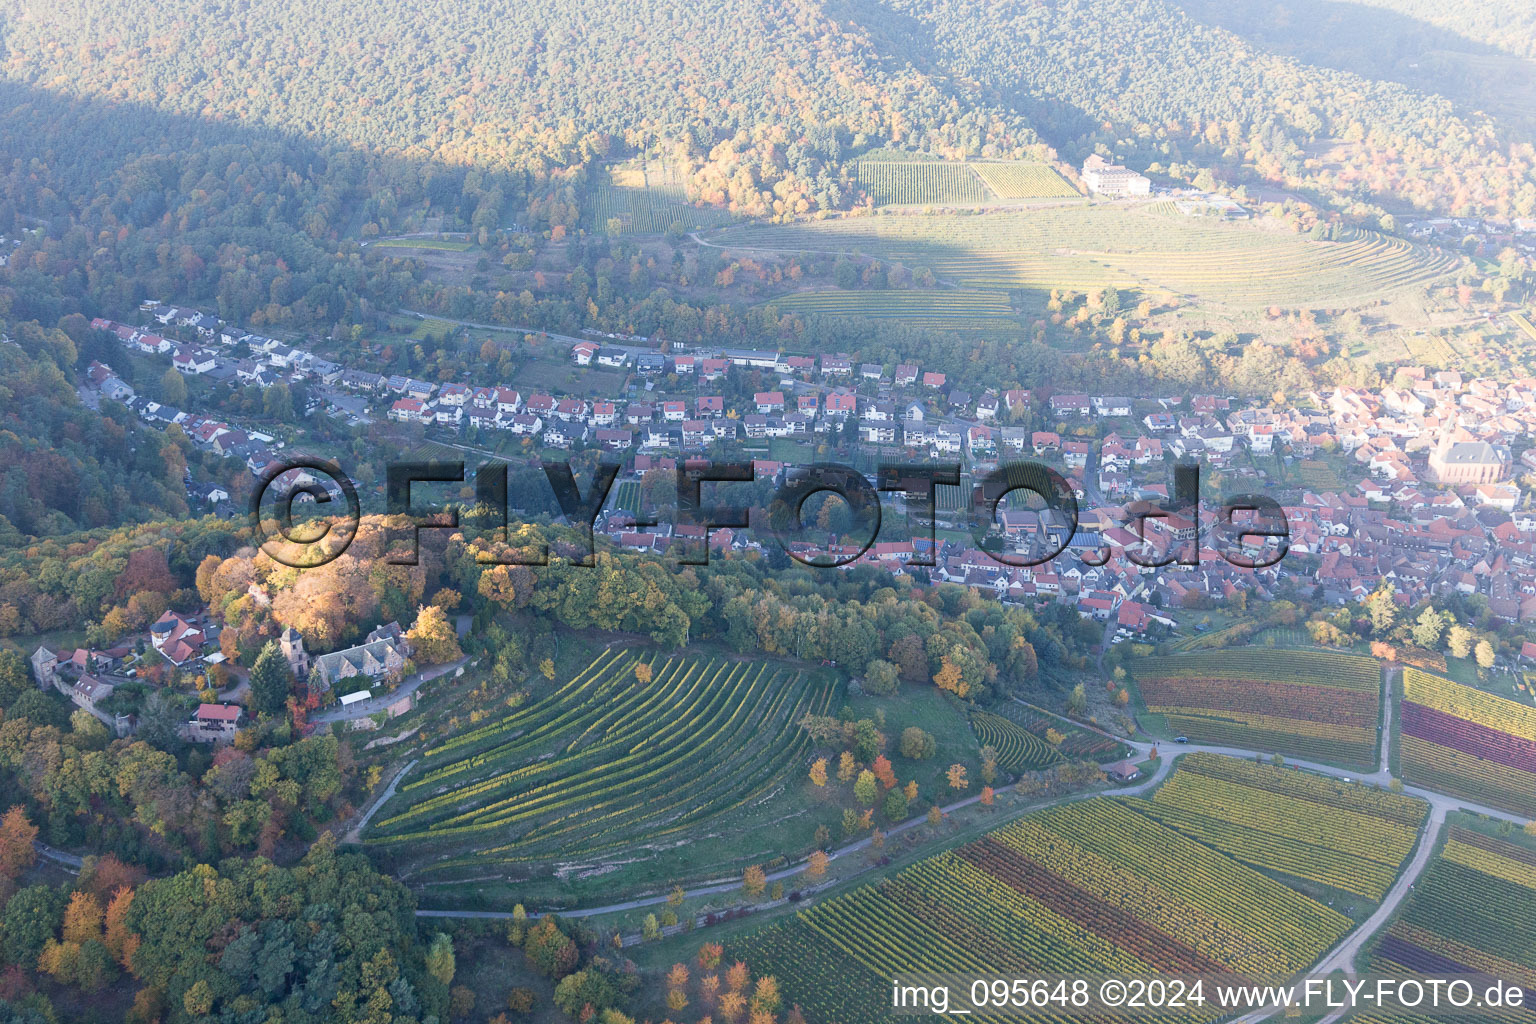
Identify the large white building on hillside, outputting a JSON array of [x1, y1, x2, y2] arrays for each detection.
[[1082, 154, 1151, 196]]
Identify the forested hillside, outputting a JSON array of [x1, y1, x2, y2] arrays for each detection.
[[861, 0, 1536, 216], [3, 0, 1532, 218]]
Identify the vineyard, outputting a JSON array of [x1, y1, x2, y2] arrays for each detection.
[[1125, 754, 1426, 900], [970, 161, 1081, 199], [1511, 311, 1536, 343], [1132, 648, 1381, 766], [853, 160, 993, 206], [715, 206, 1458, 325], [1367, 826, 1536, 1021], [365, 650, 835, 874], [736, 794, 1355, 1023], [586, 161, 739, 234], [973, 702, 1127, 772], [1400, 668, 1536, 817]]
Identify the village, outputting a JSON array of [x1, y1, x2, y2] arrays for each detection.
[[72, 302, 1536, 671]]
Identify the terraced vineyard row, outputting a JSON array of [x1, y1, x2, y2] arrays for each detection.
[[737, 774, 1359, 1024], [971, 710, 1066, 772], [1400, 668, 1536, 817], [1097, 227, 1458, 305], [366, 650, 835, 870], [990, 702, 1127, 763], [1366, 827, 1536, 1023], [1132, 648, 1381, 766], [1126, 754, 1425, 900]]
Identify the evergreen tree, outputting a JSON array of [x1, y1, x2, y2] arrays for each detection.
[[248, 640, 294, 717]]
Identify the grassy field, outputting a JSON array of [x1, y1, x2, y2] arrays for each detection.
[[371, 236, 473, 251], [846, 683, 984, 796], [764, 288, 1022, 333]]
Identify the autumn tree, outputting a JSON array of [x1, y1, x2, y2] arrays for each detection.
[[804, 850, 828, 880], [753, 977, 781, 1015], [871, 754, 897, 790], [742, 864, 767, 899], [408, 603, 463, 665], [900, 727, 935, 759], [933, 657, 966, 697], [807, 757, 827, 787], [62, 891, 105, 945], [104, 887, 139, 968], [0, 806, 38, 883], [634, 661, 653, 684], [947, 764, 968, 790], [426, 932, 456, 986], [836, 750, 856, 782], [524, 917, 579, 978], [698, 942, 724, 970]]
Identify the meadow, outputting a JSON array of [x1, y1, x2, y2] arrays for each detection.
[[1399, 667, 1536, 818], [370, 236, 474, 251], [763, 288, 1023, 333], [735, 756, 1372, 1024], [1131, 648, 1382, 766]]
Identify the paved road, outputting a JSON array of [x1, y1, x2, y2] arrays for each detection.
[[311, 658, 466, 724], [34, 841, 83, 871], [344, 759, 417, 843], [1379, 664, 1396, 776]]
